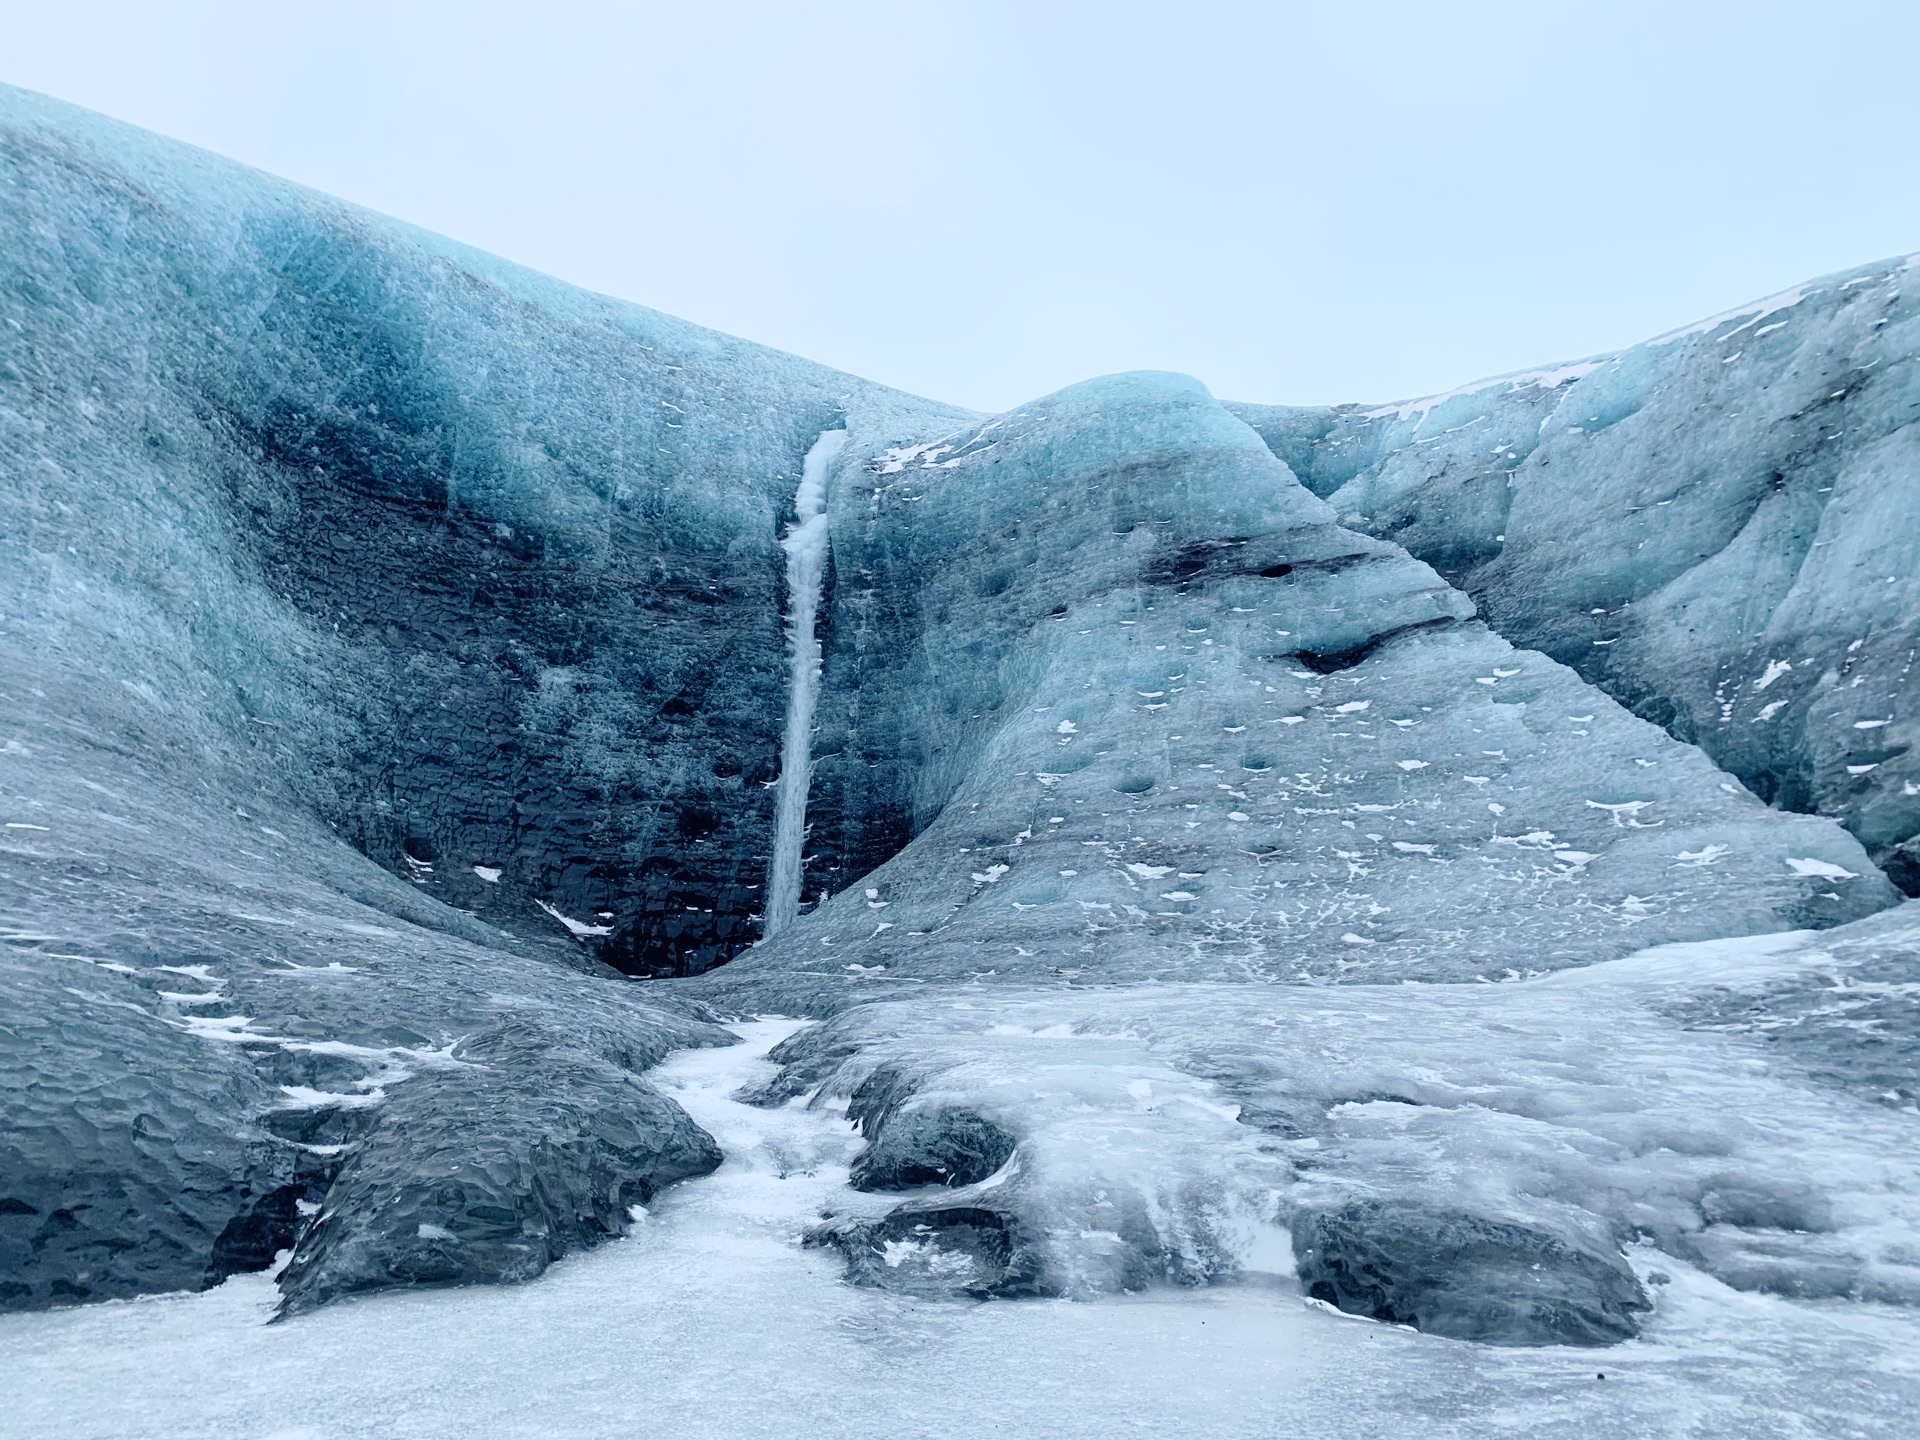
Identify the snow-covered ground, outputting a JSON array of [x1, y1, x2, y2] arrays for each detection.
[[5, 1018, 1916, 1440]]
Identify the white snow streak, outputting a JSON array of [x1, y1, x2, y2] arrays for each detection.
[[1649, 283, 1818, 346], [1361, 361, 1606, 423], [536, 900, 613, 937]]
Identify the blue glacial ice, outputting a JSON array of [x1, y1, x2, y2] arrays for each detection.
[[1227, 261, 1920, 889], [3, 78, 1920, 1439]]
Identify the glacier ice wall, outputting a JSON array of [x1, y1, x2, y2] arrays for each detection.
[[2, 80, 1915, 1344], [0, 85, 967, 982], [0, 83, 957, 1312], [1225, 263, 1920, 893], [694, 368, 1893, 1016]]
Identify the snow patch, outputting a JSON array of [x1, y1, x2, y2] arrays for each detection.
[[1649, 283, 1818, 346], [536, 901, 614, 938], [1784, 858, 1857, 880]]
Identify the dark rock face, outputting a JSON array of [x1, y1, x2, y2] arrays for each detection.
[[1291, 1202, 1651, 1347], [201, 281, 805, 978], [1889, 837, 1920, 896]]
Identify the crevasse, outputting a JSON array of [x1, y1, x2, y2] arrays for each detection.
[[764, 429, 847, 936]]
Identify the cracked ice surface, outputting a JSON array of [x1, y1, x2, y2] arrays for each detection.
[[773, 917, 1920, 1339], [3, 1015, 1917, 1440]]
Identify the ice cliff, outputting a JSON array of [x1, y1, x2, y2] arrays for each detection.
[[1227, 267, 1920, 890], [3, 84, 1916, 1350]]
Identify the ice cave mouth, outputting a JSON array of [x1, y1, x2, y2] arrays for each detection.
[[2, 84, 1918, 1368]]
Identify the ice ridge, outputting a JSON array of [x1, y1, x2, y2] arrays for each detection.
[[1225, 253, 1920, 893]]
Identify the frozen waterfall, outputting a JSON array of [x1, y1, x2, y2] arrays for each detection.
[[764, 428, 847, 937]]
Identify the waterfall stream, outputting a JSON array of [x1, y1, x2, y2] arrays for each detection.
[[764, 428, 847, 937]]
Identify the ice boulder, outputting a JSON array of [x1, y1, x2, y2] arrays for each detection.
[[1289, 1202, 1650, 1347]]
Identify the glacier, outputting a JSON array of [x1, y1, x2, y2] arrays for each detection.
[[1225, 265, 1920, 891], [2, 81, 1918, 1438]]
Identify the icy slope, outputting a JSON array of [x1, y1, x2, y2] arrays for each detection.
[[0, 657, 731, 1314], [694, 369, 1893, 1013], [1227, 259, 1920, 891]]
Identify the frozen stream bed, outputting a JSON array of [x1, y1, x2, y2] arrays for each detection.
[[6, 1020, 1917, 1440]]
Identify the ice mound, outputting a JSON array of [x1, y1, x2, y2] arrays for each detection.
[[693, 370, 1894, 1013]]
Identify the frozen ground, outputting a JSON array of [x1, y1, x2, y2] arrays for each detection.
[[5, 1017, 1915, 1440]]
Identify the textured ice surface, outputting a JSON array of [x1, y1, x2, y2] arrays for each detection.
[[0, 84, 944, 1311], [1, 80, 1916, 1421], [3, 1016, 1917, 1440], [0, 664, 730, 1312], [692, 369, 1893, 1013], [1227, 258, 1920, 892], [761, 911, 1920, 1346]]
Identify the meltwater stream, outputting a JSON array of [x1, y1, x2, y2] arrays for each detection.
[[764, 429, 847, 937], [7, 1018, 1919, 1439]]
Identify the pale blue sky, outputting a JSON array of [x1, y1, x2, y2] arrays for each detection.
[[4, 1, 1917, 413]]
